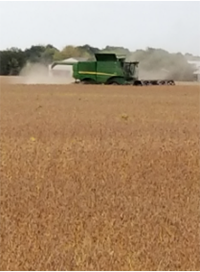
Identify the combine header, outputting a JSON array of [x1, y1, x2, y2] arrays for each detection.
[[51, 53, 175, 86]]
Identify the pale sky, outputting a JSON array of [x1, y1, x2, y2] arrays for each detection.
[[0, 1, 200, 55]]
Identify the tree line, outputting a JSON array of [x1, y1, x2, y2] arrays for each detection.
[[0, 44, 198, 81]]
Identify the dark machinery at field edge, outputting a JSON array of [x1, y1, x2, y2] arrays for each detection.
[[51, 53, 175, 86]]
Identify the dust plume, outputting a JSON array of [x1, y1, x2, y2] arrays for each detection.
[[138, 69, 169, 80], [128, 48, 195, 81], [12, 62, 75, 84]]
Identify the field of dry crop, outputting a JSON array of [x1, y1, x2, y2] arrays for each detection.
[[0, 81, 200, 270]]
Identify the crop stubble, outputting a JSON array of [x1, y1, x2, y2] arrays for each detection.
[[0, 82, 200, 270]]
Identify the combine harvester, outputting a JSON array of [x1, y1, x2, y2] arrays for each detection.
[[51, 53, 175, 86]]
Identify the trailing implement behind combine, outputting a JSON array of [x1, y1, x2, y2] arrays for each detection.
[[51, 53, 175, 86]]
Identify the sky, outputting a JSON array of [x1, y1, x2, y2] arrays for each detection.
[[0, 1, 200, 55]]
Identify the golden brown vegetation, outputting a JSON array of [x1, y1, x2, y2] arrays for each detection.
[[0, 82, 200, 270]]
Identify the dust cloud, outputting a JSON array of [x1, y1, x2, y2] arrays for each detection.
[[138, 69, 169, 80], [11, 62, 75, 84], [128, 49, 195, 81]]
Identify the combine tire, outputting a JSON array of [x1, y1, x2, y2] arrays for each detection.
[[81, 79, 96, 85], [110, 82, 119, 85], [107, 79, 120, 85]]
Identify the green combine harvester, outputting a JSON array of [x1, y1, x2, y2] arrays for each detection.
[[51, 53, 175, 86]]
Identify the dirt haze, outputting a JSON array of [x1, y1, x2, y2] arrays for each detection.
[[5, 62, 75, 85], [138, 68, 169, 80]]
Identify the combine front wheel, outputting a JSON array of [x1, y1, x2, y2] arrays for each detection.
[[81, 79, 96, 85]]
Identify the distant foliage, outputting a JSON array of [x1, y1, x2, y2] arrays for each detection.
[[0, 44, 197, 80], [0, 48, 26, 75]]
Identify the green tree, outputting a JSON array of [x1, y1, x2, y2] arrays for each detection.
[[41, 45, 59, 64], [0, 48, 26, 75]]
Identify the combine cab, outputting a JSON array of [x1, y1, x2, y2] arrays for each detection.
[[51, 53, 175, 86]]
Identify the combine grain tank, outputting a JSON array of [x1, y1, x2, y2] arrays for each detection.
[[51, 53, 175, 86]]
